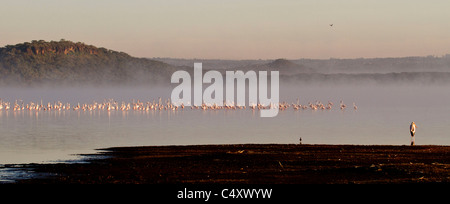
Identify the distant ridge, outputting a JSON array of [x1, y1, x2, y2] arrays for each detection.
[[266, 59, 298, 68], [155, 57, 450, 85], [156, 56, 450, 74], [283, 71, 450, 85], [237, 58, 315, 74], [0, 40, 176, 85], [265, 58, 315, 74]]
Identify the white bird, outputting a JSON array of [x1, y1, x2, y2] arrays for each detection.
[[410, 122, 416, 146]]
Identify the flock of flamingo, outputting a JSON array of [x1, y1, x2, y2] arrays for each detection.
[[0, 98, 357, 112]]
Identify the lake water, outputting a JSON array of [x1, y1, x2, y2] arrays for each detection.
[[0, 84, 450, 165]]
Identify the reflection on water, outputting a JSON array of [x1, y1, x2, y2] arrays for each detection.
[[0, 85, 450, 164]]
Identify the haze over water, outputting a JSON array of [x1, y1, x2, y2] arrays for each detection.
[[1, 83, 449, 164]]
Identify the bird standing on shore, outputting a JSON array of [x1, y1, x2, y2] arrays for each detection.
[[410, 122, 416, 146]]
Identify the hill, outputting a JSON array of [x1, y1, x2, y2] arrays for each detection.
[[0, 40, 177, 85], [237, 58, 315, 75]]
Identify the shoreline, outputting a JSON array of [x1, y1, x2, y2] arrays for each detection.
[[12, 144, 450, 184]]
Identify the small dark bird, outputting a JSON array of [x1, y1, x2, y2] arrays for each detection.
[[299, 137, 302, 145], [330, 24, 333, 27]]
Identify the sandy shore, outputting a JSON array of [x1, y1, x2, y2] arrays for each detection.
[[14, 144, 450, 184]]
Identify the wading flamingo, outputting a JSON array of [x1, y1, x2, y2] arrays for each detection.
[[410, 122, 416, 146]]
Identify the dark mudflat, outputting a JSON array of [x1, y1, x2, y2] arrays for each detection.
[[15, 144, 450, 184]]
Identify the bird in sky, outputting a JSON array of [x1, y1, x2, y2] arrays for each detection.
[[329, 24, 333, 27]]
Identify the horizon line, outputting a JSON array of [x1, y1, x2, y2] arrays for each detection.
[[149, 54, 450, 61]]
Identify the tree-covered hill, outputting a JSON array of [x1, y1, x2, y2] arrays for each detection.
[[0, 40, 177, 85]]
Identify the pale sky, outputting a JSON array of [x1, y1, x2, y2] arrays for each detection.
[[1, 0, 450, 59]]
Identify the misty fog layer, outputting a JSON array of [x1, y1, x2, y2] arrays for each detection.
[[156, 55, 450, 73], [0, 86, 172, 104]]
